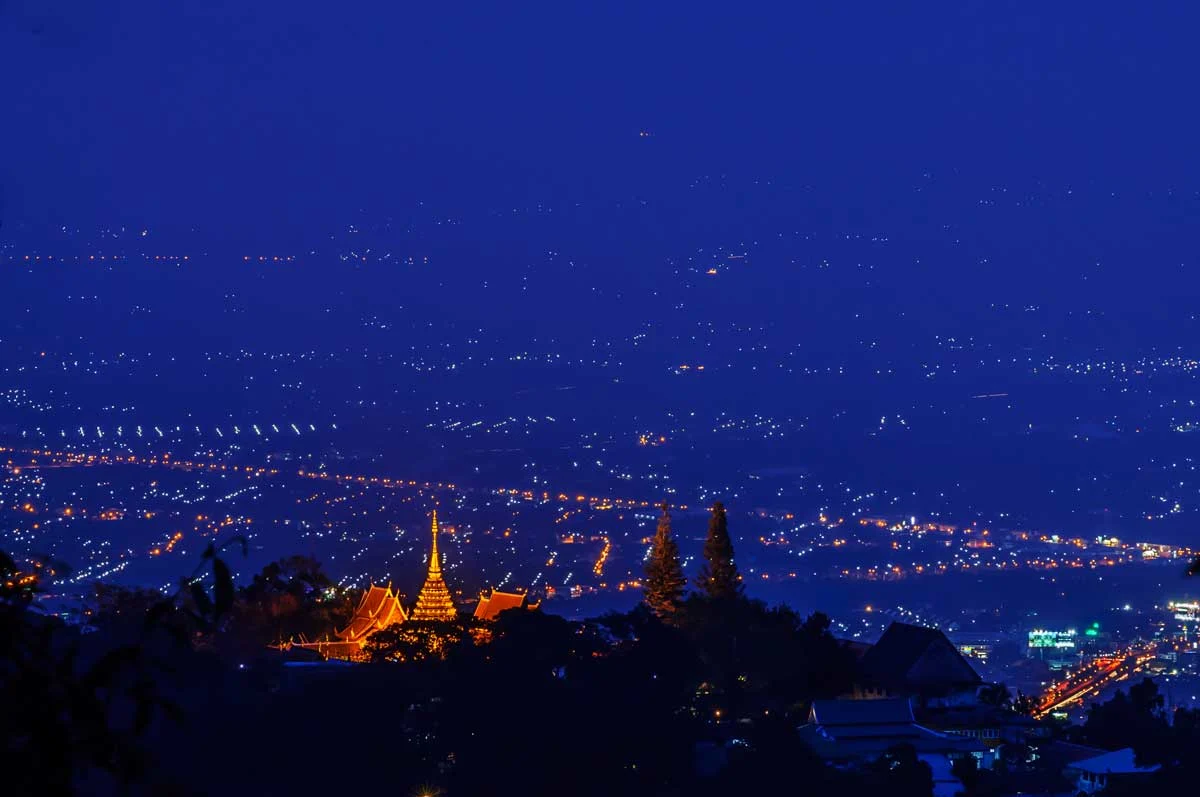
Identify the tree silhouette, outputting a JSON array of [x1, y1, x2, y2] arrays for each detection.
[[225, 555, 355, 653], [4, 541, 956, 795], [696, 501, 741, 599], [679, 598, 853, 720], [644, 501, 687, 617], [363, 618, 474, 663], [87, 583, 166, 640], [864, 744, 935, 797], [2, 541, 244, 793], [1079, 678, 1168, 751]]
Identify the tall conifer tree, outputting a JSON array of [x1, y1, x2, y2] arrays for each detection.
[[696, 501, 741, 599], [644, 501, 686, 617]]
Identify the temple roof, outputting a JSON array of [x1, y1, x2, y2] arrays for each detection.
[[336, 583, 407, 641], [473, 589, 529, 621], [291, 639, 371, 661]]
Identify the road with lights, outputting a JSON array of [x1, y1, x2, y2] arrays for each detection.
[[1033, 642, 1158, 719]]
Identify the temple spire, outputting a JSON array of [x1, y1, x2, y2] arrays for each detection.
[[410, 510, 457, 622], [428, 509, 442, 576]]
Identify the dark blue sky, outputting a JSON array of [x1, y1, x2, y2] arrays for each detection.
[[5, 2, 1198, 232]]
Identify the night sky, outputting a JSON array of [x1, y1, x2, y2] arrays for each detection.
[[6, 2, 1199, 234]]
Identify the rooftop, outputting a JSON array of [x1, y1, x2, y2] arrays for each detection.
[[1068, 748, 1161, 776]]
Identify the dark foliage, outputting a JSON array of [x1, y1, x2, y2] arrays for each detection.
[[1105, 706, 1200, 795], [363, 617, 476, 663], [1076, 677, 1167, 752], [950, 754, 1005, 796], [695, 501, 741, 600], [707, 712, 849, 796], [219, 555, 356, 656], [2, 541, 244, 794], [86, 583, 167, 642], [4, 548, 905, 796], [644, 501, 686, 617], [677, 596, 855, 719], [863, 744, 935, 797]]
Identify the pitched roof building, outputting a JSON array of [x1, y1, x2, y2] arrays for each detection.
[[800, 698, 988, 796], [473, 589, 539, 621], [337, 584, 408, 641], [287, 582, 408, 660], [801, 698, 987, 758], [409, 510, 458, 622], [856, 622, 982, 699], [1064, 747, 1160, 794]]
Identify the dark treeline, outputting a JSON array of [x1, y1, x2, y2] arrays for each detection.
[[2, 550, 879, 796], [0, 504, 908, 797], [7, 502, 1195, 795], [1068, 678, 1200, 796]]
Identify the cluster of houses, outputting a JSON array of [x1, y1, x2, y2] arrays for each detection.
[[789, 622, 1158, 795]]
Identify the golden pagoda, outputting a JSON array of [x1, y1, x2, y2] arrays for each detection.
[[409, 510, 458, 622]]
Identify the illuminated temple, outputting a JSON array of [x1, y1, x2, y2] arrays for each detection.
[[282, 511, 536, 660], [340, 583, 408, 639], [409, 510, 459, 622], [298, 583, 408, 659]]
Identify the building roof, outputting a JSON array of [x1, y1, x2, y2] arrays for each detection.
[[288, 639, 371, 661], [336, 583, 407, 641], [800, 698, 985, 760], [473, 589, 528, 621], [809, 698, 915, 726], [860, 622, 982, 693], [1068, 748, 1160, 776], [863, 623, 943, 672], [1040, 741, 1110, 766]]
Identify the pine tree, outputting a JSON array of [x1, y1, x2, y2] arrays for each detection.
[[696, 501, 742, 599], [644, 501, 686, 617]]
